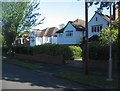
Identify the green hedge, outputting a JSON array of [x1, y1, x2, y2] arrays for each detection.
[[14, 45, 82, 60], [2, 47, 9, 53], [89, 42, 117, 60]]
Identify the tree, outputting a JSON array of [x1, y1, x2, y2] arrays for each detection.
[[2, 1, 44, 48], [0, 34, 2, 48], [59, 24, 65, 29], [18, 0, 45, 31], [99, 26, 118, 46]]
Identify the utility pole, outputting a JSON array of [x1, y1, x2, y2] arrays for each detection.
[[84, 1, 89, 75], [117, 1, 120, 88], [107, 2, 113, 81]]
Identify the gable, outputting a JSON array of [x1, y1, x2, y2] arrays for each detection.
[[88, 13, 108, 26], [88, 12, 109, 25], [64, 22, 76, 33], [56, 20, 85, 34], [56, 21, 75, 33]]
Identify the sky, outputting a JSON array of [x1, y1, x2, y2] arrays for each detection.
[[34, 0, 112, 30]]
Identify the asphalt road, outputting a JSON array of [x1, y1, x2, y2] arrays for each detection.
[[2, 62, 95, 90]]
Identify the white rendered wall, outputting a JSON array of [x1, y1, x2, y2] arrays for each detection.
[[88, 13, 108, 38]]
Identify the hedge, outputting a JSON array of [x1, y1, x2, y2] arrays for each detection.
[[89, 42, 117, 60], [14, 44, 82, 60]]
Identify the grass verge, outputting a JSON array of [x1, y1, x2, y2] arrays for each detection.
[[54, 71, 118, 89], [3, 57, 43, 70]]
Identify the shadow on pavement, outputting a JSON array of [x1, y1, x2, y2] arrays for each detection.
[[2, 62, 95, 89]]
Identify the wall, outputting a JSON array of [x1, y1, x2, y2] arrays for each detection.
[[57, 22, 82, 44], [42, 36, 51, 44], [88, 13, 108, 38], [51, 36, 57, 44], [14, 54, 64, 65], [36, 37, 42, 45]]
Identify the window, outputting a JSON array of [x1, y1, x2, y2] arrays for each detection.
[[97, 26, 99, 32], [100, 26, 102, 31], [92, 26, 94, 32], [45, 37, 48, 41], [66, 31, 73, 37], [37, 37, 39, 41], [91, 25, 102, 33], [94, 27, 96, 32], [96, 17, 98, 21]]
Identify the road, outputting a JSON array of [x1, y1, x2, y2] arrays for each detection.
[[2, 62, 95, 90]]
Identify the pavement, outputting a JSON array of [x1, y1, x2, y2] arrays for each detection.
[[2, 61, 97, 90]]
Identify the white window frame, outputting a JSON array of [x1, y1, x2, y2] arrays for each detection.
[[66, 31, 73, 37], [91, 25, 102, 33]]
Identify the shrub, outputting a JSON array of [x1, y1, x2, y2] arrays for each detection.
[[2, 47, 9, 54], [69, 46, 82, 59], [88, 42, 117, 60], [15, 46, 29, 54], [14, 45, 82, 60]]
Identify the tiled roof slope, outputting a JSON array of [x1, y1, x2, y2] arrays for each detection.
[[56, 19, 85, 33], [32, 27, 59, 37]]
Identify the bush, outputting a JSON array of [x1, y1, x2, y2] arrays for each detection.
[[69, 46, 82, 59], [14, 45, 82, 60], [89, 42, 117, 60], [2, 47, 9, 55]]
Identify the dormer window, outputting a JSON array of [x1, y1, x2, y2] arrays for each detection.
[[96, 17, 98, 21]]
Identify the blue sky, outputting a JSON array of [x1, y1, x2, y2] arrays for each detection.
[[35, 1, 111, 30]]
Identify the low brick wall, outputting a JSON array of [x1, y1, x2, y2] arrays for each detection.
[[14, 53, 64, 65]]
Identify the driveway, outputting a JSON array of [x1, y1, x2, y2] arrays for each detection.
[[2, 62, 95, 90]]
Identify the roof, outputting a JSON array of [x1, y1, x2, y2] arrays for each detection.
[[89, 35, 99, 41], [45, 27, 58, 37], [88, 11, 113, 23], [99, 13, 110, 22], [72, 19, 85, 27], [56, 19, 85, 33], [32, 27, 59, 37], [56, 27, 65, 33]]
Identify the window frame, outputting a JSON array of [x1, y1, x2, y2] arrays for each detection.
[[91, 25, 102, 33], [66, 30, 73, 37]]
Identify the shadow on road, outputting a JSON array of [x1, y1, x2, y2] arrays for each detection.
[[2, 62, 93, 90]]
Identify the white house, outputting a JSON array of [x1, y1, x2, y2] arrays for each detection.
[[30, 27, 59, 46], [16, 33, 30, 46], [88, 4, 118, 40], [88, 12, 111, 39], [56, 19, 85, 45], [30, 29, 41, 46]]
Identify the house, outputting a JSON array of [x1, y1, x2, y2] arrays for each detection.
[[30, 27, 59, 46], [88, 4, 118, 40], [16, 34, 30, 46], [56, 19, 85, 45], [88, 11, 111, 39]]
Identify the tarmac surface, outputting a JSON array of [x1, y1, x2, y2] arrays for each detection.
[[2, 61, 96, 90]]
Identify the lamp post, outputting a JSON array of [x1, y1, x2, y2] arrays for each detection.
[[107, 2, 113, 81]]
